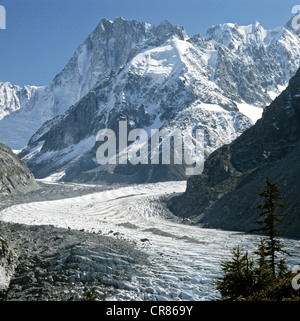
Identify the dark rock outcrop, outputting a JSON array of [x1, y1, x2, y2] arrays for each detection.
[[0, 142, 39, 196]]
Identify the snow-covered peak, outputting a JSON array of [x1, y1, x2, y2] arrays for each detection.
[[205, 19, 300, 55], [129, 36, 194, 85], [203, 20, 300, 86], [285, 15, 300, 36], [51, 17, 188, 106], [149, 19, 189, 40], [0, 82, 38, 120], [205, 21, 271, 49], [1, 17, 300, 151], [0, 18, 190, 149]]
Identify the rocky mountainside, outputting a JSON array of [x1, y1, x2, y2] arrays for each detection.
[[0, 142, 38, 196], [169, 67, 300, 239], [0, 83, 37, 121], [0, 18, 190, 149], [16, 18, 300, 184], [2, 17, 300, 184]]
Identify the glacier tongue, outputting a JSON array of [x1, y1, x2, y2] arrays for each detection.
[[0, 181, 299, 300]]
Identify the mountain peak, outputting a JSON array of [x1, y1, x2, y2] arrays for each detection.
[[253, 20, 261, 27], [205, 16, 300, 50], [1, 16, 300, 153], [284, 15, 300, 36]]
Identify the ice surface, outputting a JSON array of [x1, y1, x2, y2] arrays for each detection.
[[0, 181, 299, 301]]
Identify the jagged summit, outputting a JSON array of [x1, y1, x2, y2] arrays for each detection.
[[1, 17, 300, 184], [285, 14, 300, 35], [206, 20, 280, 48], [0, 18, 189, 149]]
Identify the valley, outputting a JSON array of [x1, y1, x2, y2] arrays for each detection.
[[0, 180, 299, 300]]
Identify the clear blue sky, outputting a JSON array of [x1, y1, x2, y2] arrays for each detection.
[[0, 0, 298, 86]]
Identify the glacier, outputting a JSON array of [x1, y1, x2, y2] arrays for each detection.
[[0, 180, 299, 300]]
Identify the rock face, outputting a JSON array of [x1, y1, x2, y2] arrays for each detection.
[[0, 234, 16, 296], [0, 18, 189, 149], [169, 67, 300, 239], [0, 142, 39, 196], [0, 144, 38, 295], [15, 17, 300, 184]]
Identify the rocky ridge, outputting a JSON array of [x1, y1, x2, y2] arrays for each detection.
[[169, 67, 300, 238], [15, 17, 300, 184]]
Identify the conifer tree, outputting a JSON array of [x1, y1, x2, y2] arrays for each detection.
[[253, 237, 273, 290], [214, 178, 293, 300], [249, 177, 288, 276], [213, 246, 255, 300]]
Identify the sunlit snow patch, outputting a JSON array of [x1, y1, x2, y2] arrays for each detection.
[[236, 103, 263, 124]]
